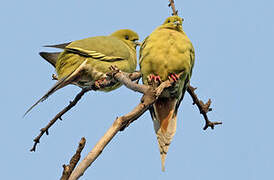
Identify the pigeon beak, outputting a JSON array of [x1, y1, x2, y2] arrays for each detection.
[[135, 41, 142, 46], [173, 21, 181, 26]]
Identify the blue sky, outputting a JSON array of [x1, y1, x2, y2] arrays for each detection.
[[1, 0, 274, 179]]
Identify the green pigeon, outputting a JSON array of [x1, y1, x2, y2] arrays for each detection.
[[24, 29, 139, 116], [139, 16, 195, 171]]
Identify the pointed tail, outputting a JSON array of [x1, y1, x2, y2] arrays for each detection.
[[23, 76, 69, 117], [39, 52, 60, 67], [150, 97, 178, 171], [24, 59, 88, 117]]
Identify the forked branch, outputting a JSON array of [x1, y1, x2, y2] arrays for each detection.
[[168, 0, 178, 15], [187, 85, 222, 130], [30, 71, 142, 152], [60, 137, 86, 180], [33, 1, 221, 180], [62, 68, 220, 179], [167, 0, 221, 129], [30, 89, 88, 152], [67, 68, 175, 180]]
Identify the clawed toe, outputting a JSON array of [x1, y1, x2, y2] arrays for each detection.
[[148, 74, 162, 86], [94, 78, 107, 89], [168, 73, 179, 83], [109, 65, 118, 71]]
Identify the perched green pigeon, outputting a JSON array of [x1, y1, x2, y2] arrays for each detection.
[[24, 29, 139, 116], [139, 16, 195, 171]]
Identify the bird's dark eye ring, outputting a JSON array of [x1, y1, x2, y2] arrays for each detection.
[[167, 20, 170, 23], [125, 35, 129, 40]]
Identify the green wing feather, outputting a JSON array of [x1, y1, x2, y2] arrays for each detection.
[[42, 36, 129, 63], [26, 29, 138, 116], [65, 47, 125, 62], [65, 36, 129, 62]]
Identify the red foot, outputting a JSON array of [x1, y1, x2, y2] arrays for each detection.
[[94, 78, 107, 88], [148, 74, 162, 84], [168, 73, 179, 82]]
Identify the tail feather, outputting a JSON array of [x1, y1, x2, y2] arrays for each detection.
[[24, 59, 88, 117], [39, 52, 60, 67], [39, 41, 72, 67], [44, 42, 71, 49], [23, 76, 69, 117], [150, 98, 178, 171]]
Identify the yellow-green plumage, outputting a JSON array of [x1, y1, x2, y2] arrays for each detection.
[[24, 29, 139, 116], [56, 32, 138, 91], [139, 16, 195, 171]]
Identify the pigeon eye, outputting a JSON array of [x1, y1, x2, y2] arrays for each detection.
[[125, 35, 129, 40]]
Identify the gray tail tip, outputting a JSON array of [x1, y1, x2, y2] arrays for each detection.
[[39, 52, 46, 57]]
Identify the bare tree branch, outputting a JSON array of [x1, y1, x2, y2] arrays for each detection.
[[32, 1, 221, 179], [30, 71, 142, 152], [168, 0, 178, 15], [68, 69, 175, 180], [30, 89, 88, 152], [167, 0, 221, 129], [64, 68, 220, 179], [60, 137, 86, 180], [187, 85, 222, 130]]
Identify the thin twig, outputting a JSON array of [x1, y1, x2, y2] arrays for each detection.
[[167, 0, 219, 129], [30, 71, 142, 152], [168, 0, 178, 15], [187, 85, 222, 130], [30, 89, 89, 152], [60, 137, 86, 180], [68, 70, 173, 180]]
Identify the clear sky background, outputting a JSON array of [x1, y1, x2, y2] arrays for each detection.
[[1, 0, 274, 179]]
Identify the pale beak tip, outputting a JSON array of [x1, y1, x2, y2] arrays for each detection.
[[136, 42, 142, 46], [174, 21, 180, 26]]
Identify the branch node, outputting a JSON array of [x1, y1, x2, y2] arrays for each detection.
[[34, 138, 39, 143], [203, 121, 223, 130], [172, 10, 178, 16], [168, 0, 178, 16], [187, 84, 222, 130], [68, 72, 173, 179], [60, 137, 86, 180], [31, 70, 143, 152]]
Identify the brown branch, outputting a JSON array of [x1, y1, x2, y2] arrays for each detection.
[[187, 85, 222, 130], [67, 70, 174, 180], [30, 88, 89, 152], [167, 1, 218, 129], [168, 0, 178, 15], [60, 137, 86, 180], [108, 67, 148, 94], [55, 69, 216, 179], [30, 71, 142, 152]]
